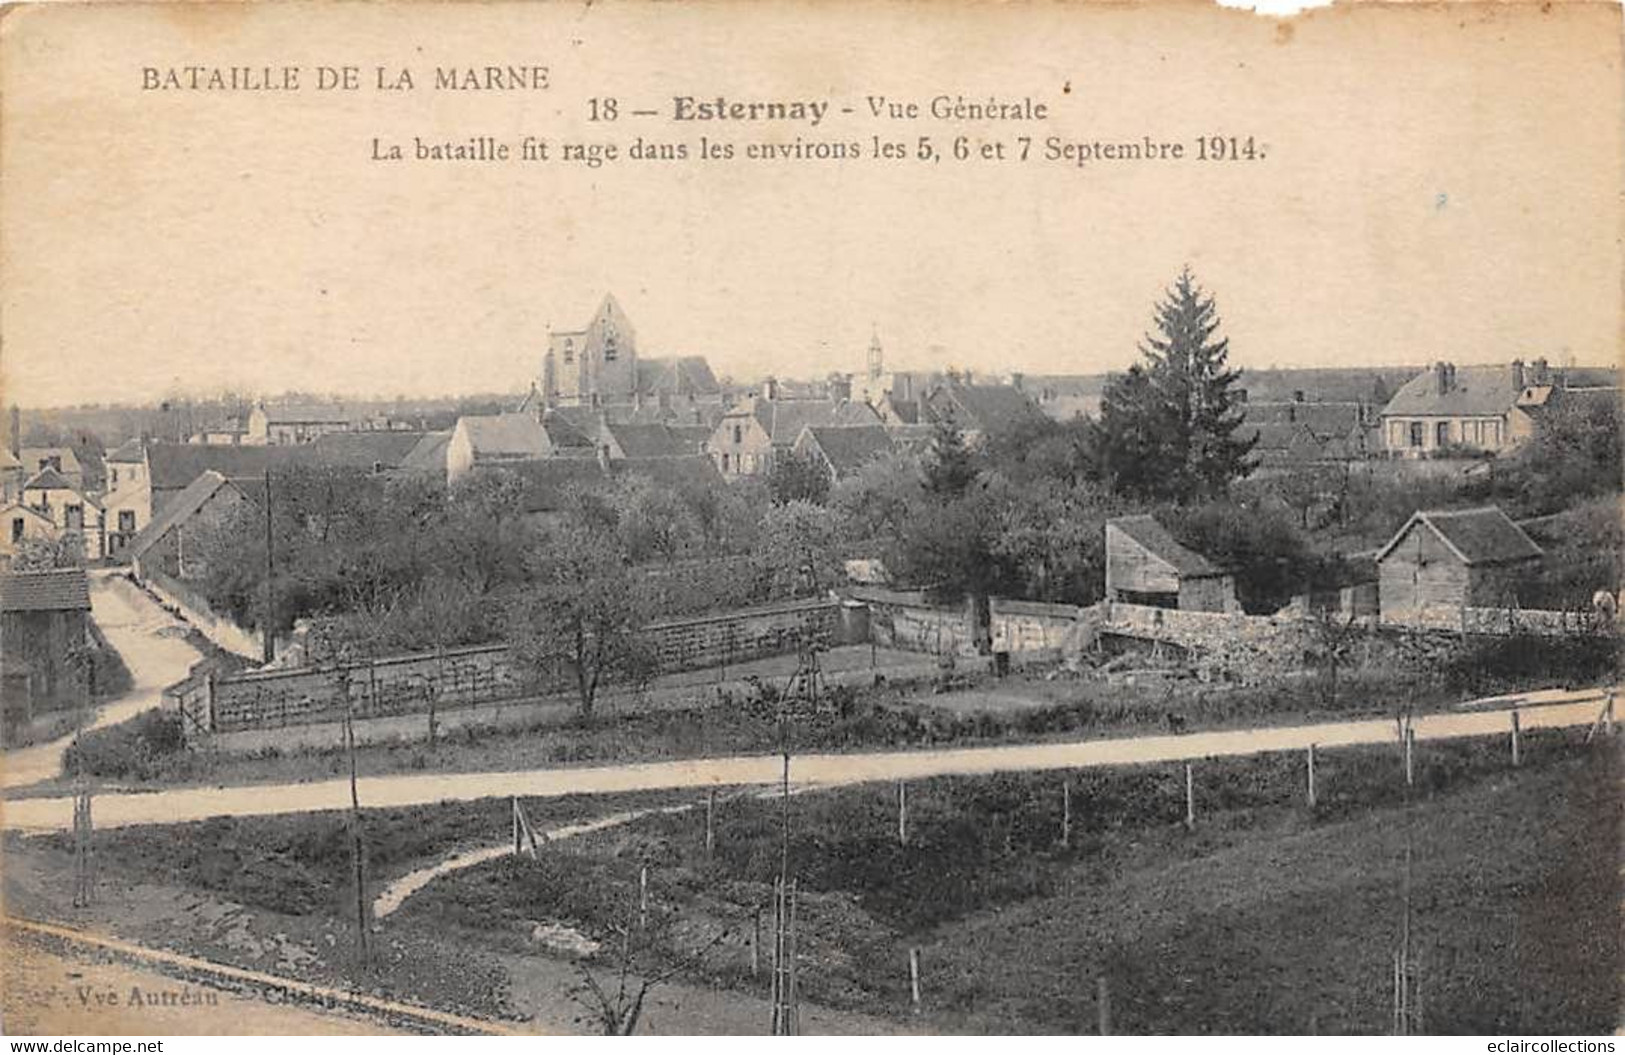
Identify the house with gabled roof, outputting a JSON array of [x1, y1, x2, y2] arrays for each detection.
[[706, 397, 880, 478], [1379, 359, 1613, 457], [923, 382, 1047, 446], [792, 424, 896, 483], [446, 413, 553, 483], [246, 402, 355, 446], [0, 502, 57, 567], [127, 470, 250, 583], [20, 468, 102, 561], [1, 567, 92, 719], [1104, 514, 1239, 613], [1375, 506, 1542, 624], [599, 422, 710, 462]]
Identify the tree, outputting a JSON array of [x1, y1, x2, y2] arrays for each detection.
[[11, 532, 86, 571], [766, 450, 831, 506], [755, 500, 841, 599], [507, 522, 651, 718], [992, 478, 1117, 604], [1098, 268, 1256, 500], [922, 418, 979, 498], [607, 474, 702, 564]]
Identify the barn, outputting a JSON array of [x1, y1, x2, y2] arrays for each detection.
[[1374, 506, 1542, 624], [1104, 514, 1238, 613]]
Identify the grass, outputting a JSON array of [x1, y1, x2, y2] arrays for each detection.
[[392, 727, 1618, 1033]]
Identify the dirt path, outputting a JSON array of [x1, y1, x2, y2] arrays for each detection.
[[2, 573, 200, 790], [3, 686, 1613, 833]]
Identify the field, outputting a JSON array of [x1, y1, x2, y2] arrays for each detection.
[[395, 728, 1619, 1034], [11, 722, 1617, 1032]]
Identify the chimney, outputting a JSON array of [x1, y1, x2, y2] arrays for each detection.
[[1511, 358, 1525, 391], [765, 377, 779, 401], [1532, 357, 1550, 385], [1010, 372, 1025, 392], [1434, 361, 1451, 395]]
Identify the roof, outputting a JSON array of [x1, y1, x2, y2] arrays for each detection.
[[305, 431, 427, 469], [636, 356, 722, 397], [127, 470, 246, 563], [19, 447, 83, 474], [400, 431, 452, 474], [22, 467, 75, 492], [612, 454, 724, 493], [605, 423, 707, 459], [503, 459, 610, 514], [929, 384, 1046, 436], [801, 425, 895, 477], [458, 413, 549, 460], [1381, 364, 1524, 418], [105, 438, 146, 464], [540, 415, 596, 450], [144, 444, 285, 491], [0, 502, 53, 527], [257, 403, 352, 425], [1242, 401, 1366, 440], [1375, 506, 1543, 567], [746, 398, 881, 444], [1107, 514, 1226, 578], [0, 568, 91, 613], [886, 424, 938, 451]]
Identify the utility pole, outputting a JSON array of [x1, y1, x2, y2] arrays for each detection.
[[262, 467, 275, 665], [341, 664, 369, 967]]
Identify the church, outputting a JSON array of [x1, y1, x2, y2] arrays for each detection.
[[538, 294, 722, 410]]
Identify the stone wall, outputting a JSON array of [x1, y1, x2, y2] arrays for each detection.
[[990, 598, 1102, 664], [177, 596, 846, 736], [851, 586, 977, 656]]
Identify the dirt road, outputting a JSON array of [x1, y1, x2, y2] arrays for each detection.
[[3, 685, 1612, 832], [2, 574, 200, 790]]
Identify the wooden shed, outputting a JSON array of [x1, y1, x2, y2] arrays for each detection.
[[1104, 514, 1238, 613], [1374, 506, 1542, 624]]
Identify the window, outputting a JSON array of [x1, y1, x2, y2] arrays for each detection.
[[1435, 421, 1450, 447], [721, 453, 731, 472], [65, 504, 83, 530], [110, 468, 119, 485], [10, 517, 22, 543], [562, 338, 574, 364], [1408, 422, 1424, 448], [604, 337, 618, 362], [733, 425, 743, 445], [119, 510, 136, 533]]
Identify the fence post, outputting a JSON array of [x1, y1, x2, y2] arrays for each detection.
[[1061, 779, 1072, 849], [512, 796, 520, 855], [1097, 975, 1111, 1035], [1404, 724, 1415, 787], [1510, 709, 1521, 767], [1306, 743, 1317, 810], [1184, 763, 1195, 829], [909, 947, 921, 1013], [897, 781, 908, 846], [705, 788, 716, 858], [639, 865, 649, 931]]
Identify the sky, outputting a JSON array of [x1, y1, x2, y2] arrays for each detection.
[[2, 0, 1619, 408]]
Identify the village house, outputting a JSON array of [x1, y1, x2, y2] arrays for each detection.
[[1009, 373, 1105, 423], [398, 431, 454, 481], [0, 567, 92, 723], [127, 470, 251, 585], [597, 421, 712, 462], [245, 402, 355, 446], [1104, 514, 1240, 613], [1374, 506, 1542, 624], [1378, 359, 1615, 457], [706, 396, 881, 478], [923, 381, 1048, 446], [0, 502, 57, 566], [791, 424, 897, 483], [20, 468, 103, 561], [445, 413, 552, 483]]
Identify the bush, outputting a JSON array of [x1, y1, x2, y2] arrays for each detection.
[[61, 709, 186, 781]]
